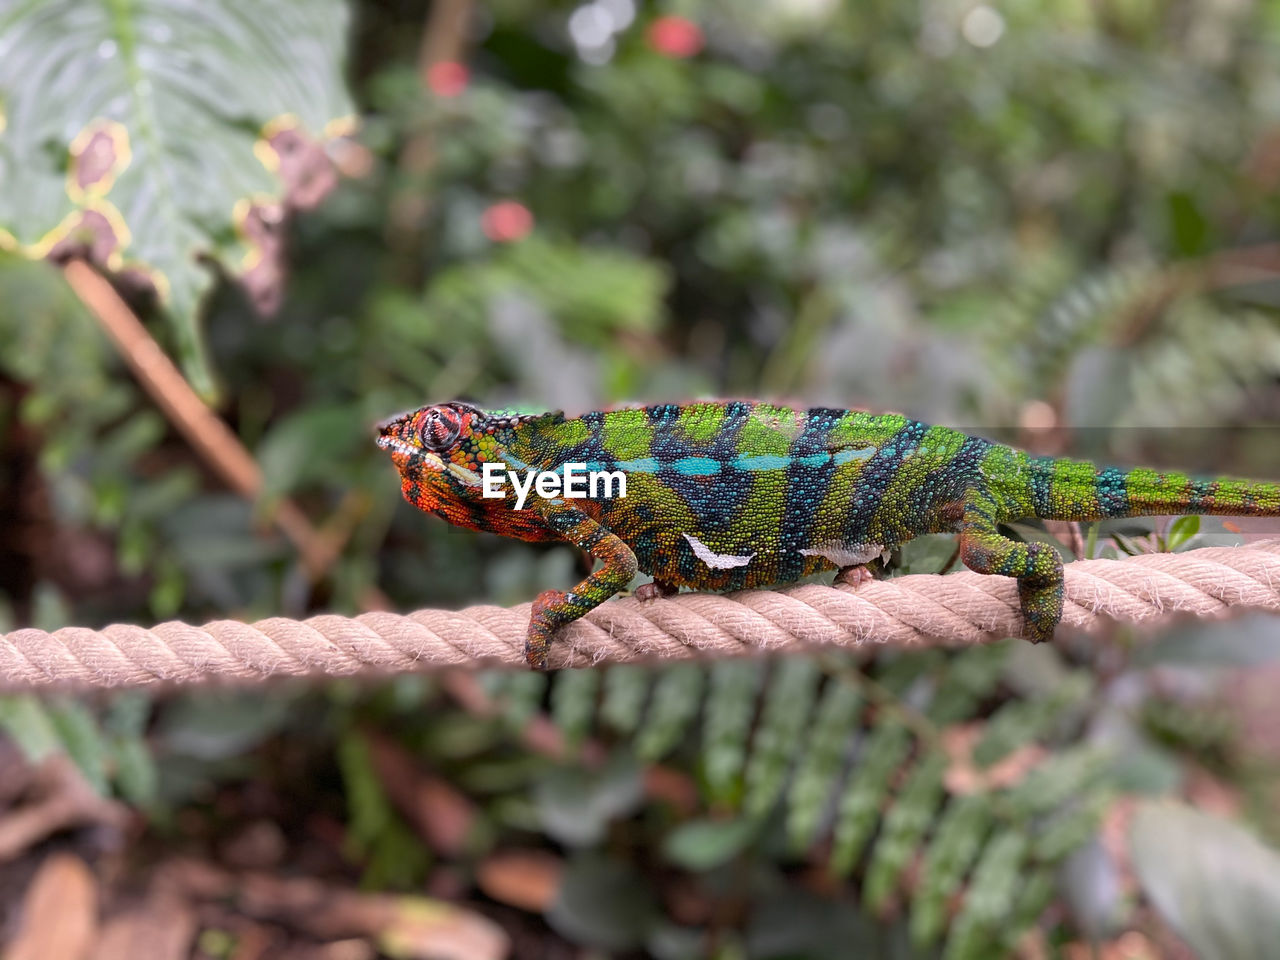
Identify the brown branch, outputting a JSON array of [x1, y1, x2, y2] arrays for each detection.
[[61, 260, 383, 608]]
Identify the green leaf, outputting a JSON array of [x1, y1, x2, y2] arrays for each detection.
[[255, 404, 371, 500], [497, 670, 548, 734], [47, 697, 110, 794], [0, 694, 62, 762], [547, 855, 660, 951], [662, 817, 758, 872], [157, 689, 294, 760], [533, 754, 644, 847], [0, 0, 355, 393], [1130, 800, 1280, 960], [1167, 191, 1211, 257], [1165, 514, 1200, 551], [337, 729, 429, 888], [426, 236, 669, 346]]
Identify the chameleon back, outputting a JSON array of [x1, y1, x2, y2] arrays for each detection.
[[499, 401, 988, 590]]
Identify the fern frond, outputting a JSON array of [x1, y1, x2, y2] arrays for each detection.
[[786, 679, 863, 850], [863, 749, 947, 911], [551, 667, 599, 747], [829, 719, 912, 876], [601, 665, 650, 736], [636, 664, 703, 761], [943, 830, 1029, 960], [701, 660, 763, 806], [744, 658, 820, 820], [910, 794, 992, 948]]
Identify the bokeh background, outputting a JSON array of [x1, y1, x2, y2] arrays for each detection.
[[2, 1, 1280, 957]]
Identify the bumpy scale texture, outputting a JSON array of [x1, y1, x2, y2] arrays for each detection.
[[377, 401, 1280, 668]]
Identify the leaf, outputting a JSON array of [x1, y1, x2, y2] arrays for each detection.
[[662, 817, 758, 872], [0, 0, 355, 393], [47, 698, 110, 794], [546, 855, 660, 951], [157, 689, 294, 760], [255, 404, 371, 500], [1130, 800, 1280, 960], [1167, 191, 1211, 257], [864, 751, 947, 911], [1165, 514, 1200, 551], [0, 694, 62, 762], [533, 754, 644, 847], [1138, 613, 1280, 668]]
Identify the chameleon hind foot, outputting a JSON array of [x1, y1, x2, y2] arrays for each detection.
[[634, 579, 679, 601], [959, 489, 1065, 643], [1017, 574, 1065, 644], [835, 564, 877, 588], [835, 556, 890, 588]]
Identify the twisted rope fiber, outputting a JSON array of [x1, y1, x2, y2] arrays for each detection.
[[3, 542, 1278, 688]]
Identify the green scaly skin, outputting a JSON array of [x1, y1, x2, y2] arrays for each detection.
[[377, 401, 1280, 668]]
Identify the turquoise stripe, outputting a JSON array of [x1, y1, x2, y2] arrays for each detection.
[[832, 446, 876, 465], [615, 457, 660, 473], [795, 453, 830, 468], [672, 457, 721, 476], [734, 454, 790, 471]]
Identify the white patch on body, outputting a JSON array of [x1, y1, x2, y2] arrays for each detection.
[[682, 532, 756, 570], [799, 541, 886, 567]]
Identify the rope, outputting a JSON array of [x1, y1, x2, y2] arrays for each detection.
[[2, 541, 1277, 688]]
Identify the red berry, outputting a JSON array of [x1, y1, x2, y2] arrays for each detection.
[[427, 61, 469, 97], [647, 16, 703, 58], [481, 201, 534, 243]]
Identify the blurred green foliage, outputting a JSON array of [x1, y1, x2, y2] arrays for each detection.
[[3, 0, 1280, 955]]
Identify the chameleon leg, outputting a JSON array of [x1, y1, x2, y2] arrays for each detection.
[[958, 488, 1064, 643], [527, 501, 638, 669]]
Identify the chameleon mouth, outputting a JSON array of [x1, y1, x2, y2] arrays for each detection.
[[376, 435, 445, 469]]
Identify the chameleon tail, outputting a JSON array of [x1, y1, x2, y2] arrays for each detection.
[[1026, 456, 1280, 521]]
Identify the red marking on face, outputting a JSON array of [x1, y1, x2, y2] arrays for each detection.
[[377, 402, 563, 544]]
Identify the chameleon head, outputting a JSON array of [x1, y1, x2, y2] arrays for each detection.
[[375, 402, 560, 543], [375, 402, 490, 514]]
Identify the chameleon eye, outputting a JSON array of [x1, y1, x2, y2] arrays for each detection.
[[420, 407, 463, 451]]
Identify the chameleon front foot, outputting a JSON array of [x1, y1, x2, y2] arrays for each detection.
[[527, 588, 575, 669]]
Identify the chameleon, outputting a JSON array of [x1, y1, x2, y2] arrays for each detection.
[[376, 400, 1280, 669]]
